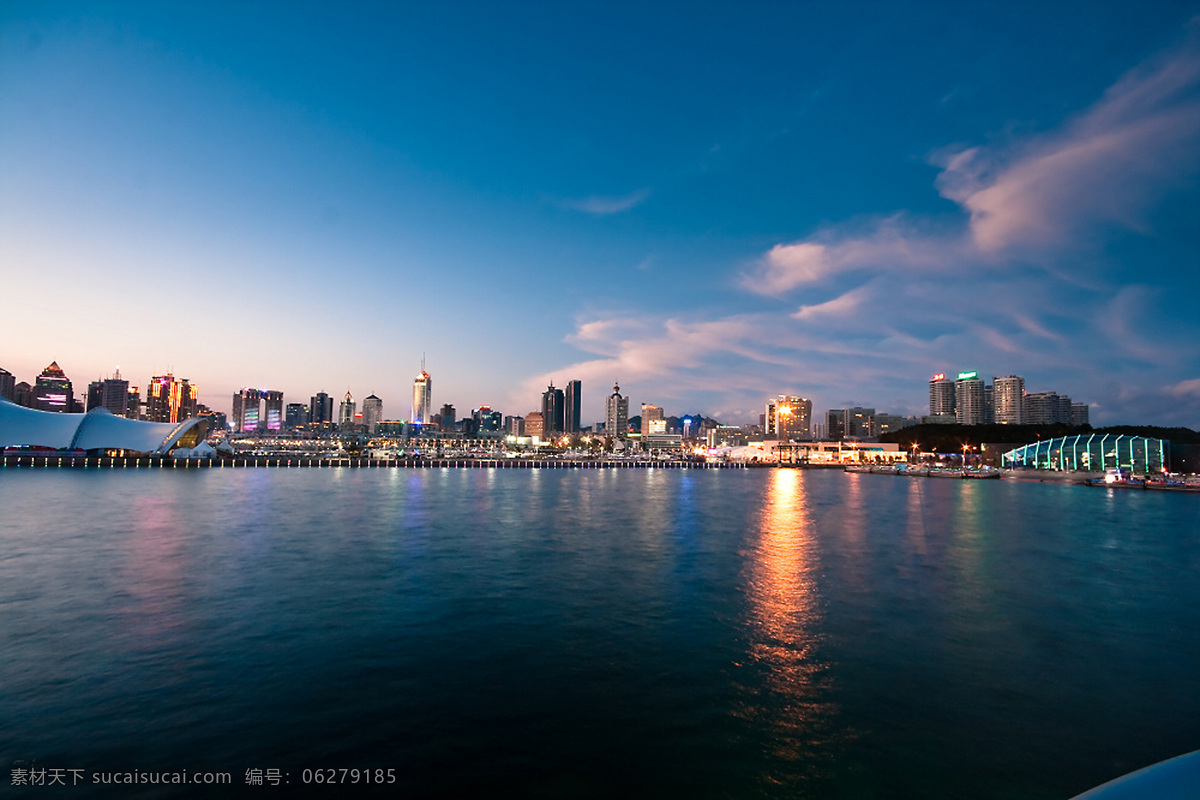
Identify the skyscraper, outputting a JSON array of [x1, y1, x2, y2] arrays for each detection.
[[148, 374, 197, 423], [0, 368, 15, 402], [955, 371, 986, 425], [605, 384, 629, 439], [285, 403, 308, 429], [542, 383, 564, 435], [264, 390, 284, 431], [764, 395, 812, 440], [564, 380, 581, 433], [339, 391, 356, 429], [33, 361, 74, 412], [412, 365, 432, 424], [929, 373, 956, 417], [232, 388, 263, 432], [993, 375, 1025, 425], [310, 391, 333, 425], [641, 403, 666, 435], [362, 395, 383, 434], [86, 370, 130, 416]]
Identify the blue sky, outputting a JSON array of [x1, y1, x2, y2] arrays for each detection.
[[2, 2, 1198, 427]]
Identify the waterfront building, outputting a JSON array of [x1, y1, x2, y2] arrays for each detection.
[[33, 361, 75, 413], [0, 368, 14, 402], [1003, 434, 1166, 474], [362, 395, 383, 434], [525, 411, 545, 439], [929, 373, 956, 417], [542, 383, 564, 435], [125, 386, 141, 419], [339, 391, 356, 430], [826, 409, 845, 440], [706, 425, 748, 447], [504, 415, 524, 436], [765, 395, 812, 441], [262, 390, 284, 432], [309, 391, 333, 425], [1025, 391, 1073, 425], [564, 380, 581, 433], [0, 400, 210, 454], [955, 372, 986, 425], [841, 407, 875, 439], [412, 366, 432, 424], [642, 403, 666, 436], [285, 403, 308, 429], [606, 384, 629, 439], [86, 371, 130, 416], [874, 413, 916, 436], [993, 375, 1025, 425], [438, 404, 456, 430], [147, 374, 197, 423], [232, 389, 263, 432]]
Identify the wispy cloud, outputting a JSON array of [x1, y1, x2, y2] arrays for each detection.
[[554, 188, 651, 216]]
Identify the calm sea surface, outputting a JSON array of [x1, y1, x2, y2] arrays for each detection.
[[1, 468, 1197, 798]]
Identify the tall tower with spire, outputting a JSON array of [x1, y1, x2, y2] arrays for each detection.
[[605, 382, 629, 439], [412, 358, 432, 424]]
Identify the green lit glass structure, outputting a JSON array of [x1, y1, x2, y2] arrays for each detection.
[[1002, 435, 1167, 474]]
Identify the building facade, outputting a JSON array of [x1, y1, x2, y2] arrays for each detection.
[[993, 375, 1025, 425], [362, 395, 383, 434], [147, 374, 197, 424], [606, 384, 629, 439], [564, 380, 581, 434], [541, 383, 564, 436], [929, 373, 956, 417], [955, 372, 986, 425], [765, 395, 812, 441], [412, 368, 432, 424], [33, 361, 75, 413]]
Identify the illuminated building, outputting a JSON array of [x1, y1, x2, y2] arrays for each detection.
[[339, 391, 356, 429], [86, 371, 130, 416], [232, 388, 262, 432], [362, 395, 383, 434], [504, 415, 524, 435], [542, 383, 564, 435], [826, 409, 845, 440], [148, 374, 197, 423], [955, 372, 986, 426], [993, 375, 1025, 425], [525, 411, 545, 438], [840, 406, 875, 439], [605, 384, 629, 439], [474, 406, 502, 432], [0, 400, 210, 455], [263, 390, 284, 432], [765, 395, 811, 441], [642, 403, 666, 435], [1003, 435, 1166, 474], [928, 373, 956, 417], [412, 366, 432, 424], [33, 361, 75, 412], [564, 380, 581, 433]]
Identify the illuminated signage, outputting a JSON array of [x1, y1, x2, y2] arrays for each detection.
[[932, 373, 945, 381], [957, 371, 978, 380]]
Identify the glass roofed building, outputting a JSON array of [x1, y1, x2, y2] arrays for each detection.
[[1002, 434, 1167, 475], [0, 399, 210, 455]]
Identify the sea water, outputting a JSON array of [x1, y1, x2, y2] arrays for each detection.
[[1, 467, 1197, 797]]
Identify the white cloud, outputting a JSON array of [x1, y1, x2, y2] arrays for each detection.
[[555, 188, 651, 215]]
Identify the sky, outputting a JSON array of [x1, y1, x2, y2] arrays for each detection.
[[2, 2, 1198, 428]]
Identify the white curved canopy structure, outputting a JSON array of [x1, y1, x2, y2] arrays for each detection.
[[0, 400, 210, 454]]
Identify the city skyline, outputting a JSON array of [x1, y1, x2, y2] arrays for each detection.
[[2, 4, 1198, 427]]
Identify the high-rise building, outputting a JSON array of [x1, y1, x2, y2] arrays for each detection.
[[765, 395, 812, 440], [474, 406, 502, 432], [929, 373, 956, 417], [412, 366, 432, 424], [285, 403, 308, 429], [362, 395, 383, 434], [0, 368, 15, 402], [232, 388, 263, 432], [1025, 391, 1073, 425], [641, 403, 666, 436], [33, 361, 74, 412], [841, 407, 875, 438], [541, 383, 564, 435], [339, 391, 356, 429], [1071, 402, 1089, 426], [126, 385, 141, 419], [262, 390, 284, 432], [86, 371, 130, 416], [605, 384, 629, 439], [955, 372, 986, 425], [148, 374, 197, 423], [993, 375, 1025, 425], [564, 380, 582, 433], [504, 415, 524, 436], [310, 391, 333, 425], [826, 409, 845, 440]]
